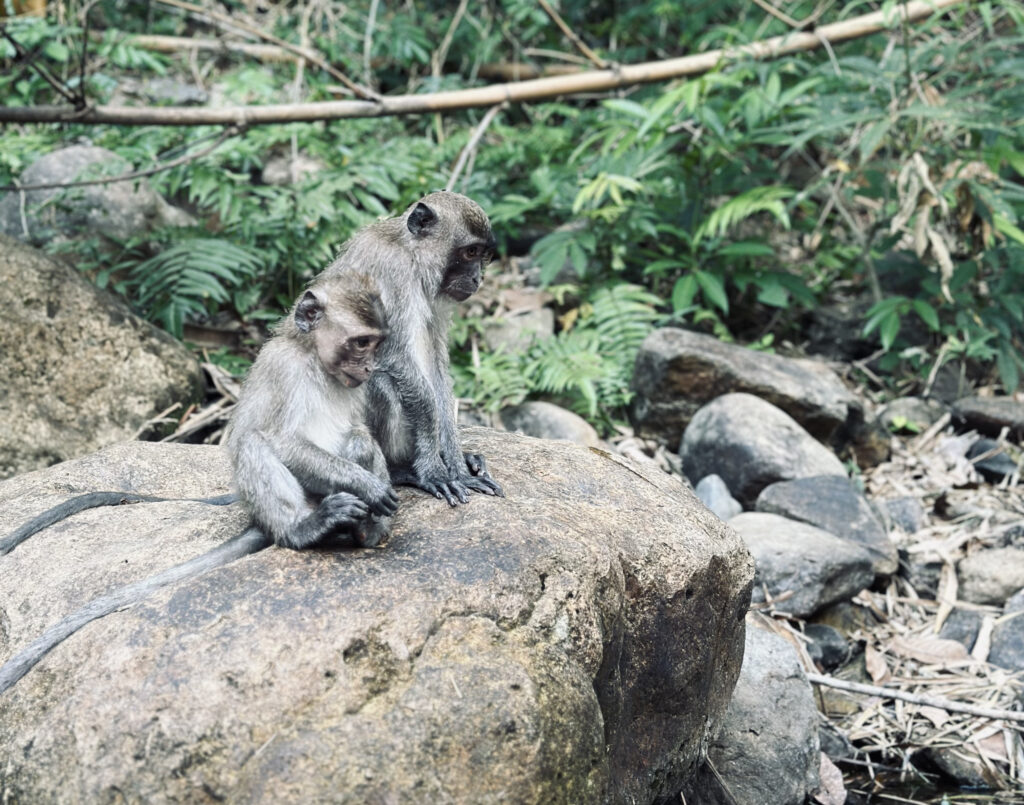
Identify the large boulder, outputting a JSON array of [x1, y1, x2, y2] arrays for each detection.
[[0, 145, 193, 246], [0, 431, 753, 804], [0, 237, 203, 479], [680, 393, 847, 507], [630, 328, 859, 447]]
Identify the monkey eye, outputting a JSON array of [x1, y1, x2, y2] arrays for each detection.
[[463, 244, 481, 259], [352, 336, 373, 350]]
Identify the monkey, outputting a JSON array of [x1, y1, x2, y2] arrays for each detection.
[[1, 273, 398, 555], [224, 271, 399, 550], [321, 191, 504, 507]]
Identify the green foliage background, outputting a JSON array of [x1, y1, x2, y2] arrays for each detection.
[[1, 0, 1022, 432]]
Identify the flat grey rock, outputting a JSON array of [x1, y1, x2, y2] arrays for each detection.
[[755, 475, 896, 575], [0, 432, 753, 803], [630, 328, 859, 447], [681, 393, 847, 507], [989, 588, 1024, 671], [730, 512, 874, 618], [953, 396, 1024, 439]]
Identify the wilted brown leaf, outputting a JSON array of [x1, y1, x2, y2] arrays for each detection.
[[887, 634, 970, 666], [812, 753, 847, 805], [865, 643, 890, 684]]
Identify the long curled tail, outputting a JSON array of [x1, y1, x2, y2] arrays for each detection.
[[0, 491, 237, 556]]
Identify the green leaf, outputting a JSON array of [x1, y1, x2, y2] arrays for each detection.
[[694, 269, 729, 314], [879, 310, 901, 350], [859, 119, 891, 162], [912, 299, 940, 331], [672, 274, 698, 312]]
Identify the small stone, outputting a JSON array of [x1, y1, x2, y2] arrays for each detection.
[[694, 474, 742, 521], [499, 401, 600, 447], [877, 397, 949, 433], [966, 437, 1021, 483], [681, 394, 847, 507], [958, 547, 1024, 605], [989, 588, 1024, 671], [937, 609, 983, 652], [804, 624, 849, 671]]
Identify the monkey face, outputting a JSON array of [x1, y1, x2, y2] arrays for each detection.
[[317, 331, 383, 387], [441, 237, 496, 302]]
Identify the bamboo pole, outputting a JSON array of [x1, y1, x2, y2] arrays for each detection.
[[0, 0, 965, 126]]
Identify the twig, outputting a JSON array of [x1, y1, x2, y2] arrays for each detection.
[[806, 672, 1024, 724], [87, 32, 303, 63], [536, 0, 608, 69], [432, 0, 470, 78], [0, 126, 241, 193], [152, 0, 378, 100], [362, 0, 379, 90], [749, 0, 827, 30], [446, 103, 506, 191], [0, 0, 967, 126]]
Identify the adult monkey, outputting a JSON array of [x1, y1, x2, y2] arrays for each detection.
[[323, 191, 504, 506]]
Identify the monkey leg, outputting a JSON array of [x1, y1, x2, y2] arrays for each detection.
[[281, 492, 369, 550]]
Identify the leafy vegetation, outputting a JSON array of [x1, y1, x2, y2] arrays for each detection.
[[1, 0, 1022, 432]]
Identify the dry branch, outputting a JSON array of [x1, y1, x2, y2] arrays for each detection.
[[0, 0, 965, 126], [806, 672, 1024, 724], [88, 32, 303, 63]]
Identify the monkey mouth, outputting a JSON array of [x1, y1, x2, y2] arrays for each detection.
[[336, 371, 365, 388]]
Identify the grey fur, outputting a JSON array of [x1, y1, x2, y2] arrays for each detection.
[[225, 272, 398, 550], [322, 191, 503, 506]]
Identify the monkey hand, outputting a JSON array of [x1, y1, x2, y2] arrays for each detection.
[[364, 479, 400, 517], [392, 458, 470, 507], [462, 453, 505, 498]]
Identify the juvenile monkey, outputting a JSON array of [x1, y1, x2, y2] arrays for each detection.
[[323, 191, 503, 506], [225, 271, 399, 549]]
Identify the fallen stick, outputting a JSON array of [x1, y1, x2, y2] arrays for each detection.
[[806, 672, 1024, 724]]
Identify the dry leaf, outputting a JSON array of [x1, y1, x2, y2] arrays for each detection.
[[865, 643, 890, 684], [918, 705, 949, 728], [887, 634, 970, 666], [812, 753, 846, 805], [971, 615, 995, 662], [976, 732, 1010, 763], [933, 562, 958, 633]]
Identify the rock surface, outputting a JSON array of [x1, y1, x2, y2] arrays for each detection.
[[877, 396, 949, 432], [989, 589, 1024, 671], [957, 547, 1024, 605], [681, 621, 821, 805], [0, 431, 753, 804], [0, 145, 193, 246], [681, 394, 847, 507], [952, 396, 1024, 439], [630, 328, 859, 446], [755, 475, 896, 575], [730, 512, 874, 618], [482, 308, 555, 353], [500, 401, 601, 447], [0, 237, 203, 480]]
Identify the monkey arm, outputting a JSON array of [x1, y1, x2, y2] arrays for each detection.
[[276, 438, 399, 517]]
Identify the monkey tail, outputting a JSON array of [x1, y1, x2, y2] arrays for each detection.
[[0, 491, 238, 556]]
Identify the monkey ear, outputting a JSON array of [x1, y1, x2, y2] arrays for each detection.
[[407, 202, 437, 237], [295, 290, 324, 333]]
